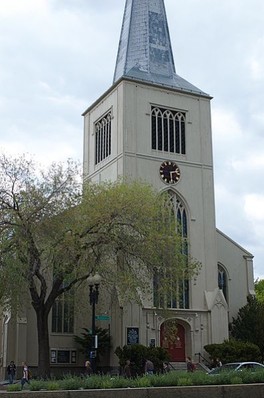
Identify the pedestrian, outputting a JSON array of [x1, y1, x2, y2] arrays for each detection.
[[85, 360, 93, 376], [163, 361, 170, 373], [144, 359, 154, 375], [123, 359, 132, 378], [186, 356, 195, 372], [7, 361, 16, 384], [21, 361, 30, 390]]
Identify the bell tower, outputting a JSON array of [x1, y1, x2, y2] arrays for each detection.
[[83, 0, 230, 363]]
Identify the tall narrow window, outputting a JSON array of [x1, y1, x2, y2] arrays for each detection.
[[151, 107, 186, 154], [218, 264, 228, 302], [154, 191, 189, 309], [95, 111, 112, 165], [52, 290, 74, 334]]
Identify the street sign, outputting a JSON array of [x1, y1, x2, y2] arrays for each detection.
[[95, 315, 111, 321]]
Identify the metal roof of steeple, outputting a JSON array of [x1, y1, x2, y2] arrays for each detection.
[[113, 0, 208, 96]]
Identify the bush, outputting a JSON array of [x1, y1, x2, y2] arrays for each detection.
[[28, 380, 44, 391], [5, 368, 264, 392], [46, 381, 60, 390], [58, 375, 83, 390], [204, 339, 261, 363], [7, 384, 21, 392], [115, 344, 169, 375], [177, 377, 192, 386]]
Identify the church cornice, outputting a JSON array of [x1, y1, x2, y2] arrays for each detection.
[[82, 76, 212, 117]]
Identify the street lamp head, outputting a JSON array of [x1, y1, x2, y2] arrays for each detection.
[[93, 272, 102, 286], [87, 272, 102, 286]]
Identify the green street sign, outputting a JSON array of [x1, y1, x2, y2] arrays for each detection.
[[95, 315, 111, 321]]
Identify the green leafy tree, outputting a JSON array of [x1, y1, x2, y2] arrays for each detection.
[[74, 327, 111, 366], [230, 295, 264, 359], [255, 279, 264, 303], [0, 154, 201, 378]]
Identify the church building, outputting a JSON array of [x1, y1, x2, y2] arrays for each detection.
[[82, 0, 254, 365], [0, 0, 255, 377]]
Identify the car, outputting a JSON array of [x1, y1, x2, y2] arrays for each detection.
[[208, 361, 264, 375]]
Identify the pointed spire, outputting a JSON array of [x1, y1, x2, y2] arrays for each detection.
[[113, 0, 208, 96]]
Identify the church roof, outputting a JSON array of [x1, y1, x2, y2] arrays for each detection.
[[113, 0, 209, 97]]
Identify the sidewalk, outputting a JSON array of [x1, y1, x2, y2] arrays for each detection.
[[0, 380, 20, 390]]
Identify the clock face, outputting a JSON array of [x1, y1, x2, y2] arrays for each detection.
[[160, 161, 181, 184]]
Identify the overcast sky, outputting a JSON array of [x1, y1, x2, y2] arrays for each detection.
[[0, 0, 263, 279]]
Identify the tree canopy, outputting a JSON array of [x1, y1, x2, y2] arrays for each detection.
[[0, 154, 201, 377], [255, 279, 264, 303], [230, 295, 264, 359]]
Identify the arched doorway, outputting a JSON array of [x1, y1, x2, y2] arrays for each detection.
[[160, 321, 186, 361]]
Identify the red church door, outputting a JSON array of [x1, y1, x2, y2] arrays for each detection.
[[160, 322, 186, 362]]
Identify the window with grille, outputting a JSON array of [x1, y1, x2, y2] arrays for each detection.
[[51, 290, 74, 334], [218, 264, 228, 302], [50, 349, 76, 364], [151, 106, 186, 154], [95, 111, 112, 165], [153, 191, 189, 309]]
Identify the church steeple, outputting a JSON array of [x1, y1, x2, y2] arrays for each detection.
[[113, 0, 208, 96]]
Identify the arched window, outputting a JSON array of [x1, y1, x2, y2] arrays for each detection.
[[52, 290, 74, 334], [151, 107, 186, 154], [153, 191, 189, 309], [95, 111, 112, 165], [218, 264, 228, 302]]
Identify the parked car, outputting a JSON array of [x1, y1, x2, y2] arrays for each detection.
[[208, 362, 264, 375]]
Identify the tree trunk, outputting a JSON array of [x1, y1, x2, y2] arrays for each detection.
[[36, 307, 50, 378]]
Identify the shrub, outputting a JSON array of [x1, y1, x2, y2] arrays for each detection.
[[28, 380, 44, 391], [115, 344, 169, 376], [230, 376, 243, 384], [7, 384, 21, 392], [58, 376, 83, 390], [82, 375, 104, 389], [132, 375, 152, 388], [204, 339, 261, 363], [177, 377, 192, 386], [46, 381, 60, 390]]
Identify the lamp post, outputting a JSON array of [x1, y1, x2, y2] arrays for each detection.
[[87, 272, 102, 374]]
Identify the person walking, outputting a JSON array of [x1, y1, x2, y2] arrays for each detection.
[[7, 361, 16, 384], [21, 361, 30, 390]]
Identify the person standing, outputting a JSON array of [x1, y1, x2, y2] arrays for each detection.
[[7, 361, 16, 384], [163, 361, 170, 374], [144, 359, 154, 375], [21, 361, 30, 390], [186, 356, 195, 372], [123, 359, 132, 378], [85, 360, 93, 376]]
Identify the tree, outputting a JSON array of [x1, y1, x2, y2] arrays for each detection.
[[255, 279, 264, 303], [230, 295, 264, 359], [74, 327, 111, 367], [0, 154, 200, 378]]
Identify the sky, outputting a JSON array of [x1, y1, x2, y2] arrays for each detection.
[[0, 0, 264, 279]]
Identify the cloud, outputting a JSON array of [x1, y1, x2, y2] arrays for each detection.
[[0, 0, 264, 280], [244, 194, 264, 222]]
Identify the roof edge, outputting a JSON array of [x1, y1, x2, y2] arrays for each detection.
[[82, 76, 212, 116]]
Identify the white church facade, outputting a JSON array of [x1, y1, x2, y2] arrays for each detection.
[[0, 0, 254, 376], [82, 0, 254, 365]]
